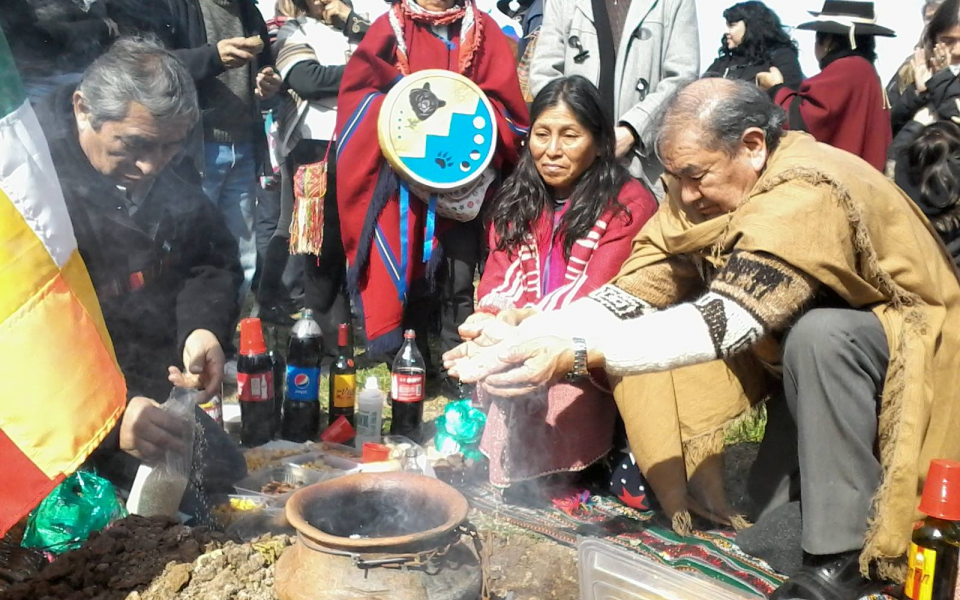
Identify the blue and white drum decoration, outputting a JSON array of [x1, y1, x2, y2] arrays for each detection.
[[378, 69, 498, 193]]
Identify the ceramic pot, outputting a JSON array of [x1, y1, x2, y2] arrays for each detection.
[[276, 472, 483, 600]]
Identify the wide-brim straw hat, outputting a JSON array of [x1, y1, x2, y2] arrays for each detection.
[[796, 1, 896, 38]]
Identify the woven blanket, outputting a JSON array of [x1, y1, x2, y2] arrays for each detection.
[[459, 481, 896, 599]]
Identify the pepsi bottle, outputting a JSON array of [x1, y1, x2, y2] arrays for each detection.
[[281, 310, 323, 442]]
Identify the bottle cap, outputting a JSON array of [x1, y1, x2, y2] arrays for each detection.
[[919, 459, 960, 520], [338, 323, 349, 347], [404, 329, 416, 339], [239, 318, 267, 356], [364, 376, 379, 390], [302, 309, 316, 321]]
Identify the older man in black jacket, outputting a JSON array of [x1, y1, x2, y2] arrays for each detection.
[[36, 38, 245, 494]]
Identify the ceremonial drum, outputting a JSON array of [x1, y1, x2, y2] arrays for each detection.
[[378, 69, 498, 221]]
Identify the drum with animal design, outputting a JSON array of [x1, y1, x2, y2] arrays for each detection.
[[378, 69, 498, 193]]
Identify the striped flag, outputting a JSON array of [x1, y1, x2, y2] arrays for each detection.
[[0, 30, 126, 536]]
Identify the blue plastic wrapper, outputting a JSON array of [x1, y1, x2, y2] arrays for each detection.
[[435, 399, 487, 458], [21, 470, 127, 554]]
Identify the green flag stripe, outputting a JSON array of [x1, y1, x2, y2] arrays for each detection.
[[0, 28, 26, 120]]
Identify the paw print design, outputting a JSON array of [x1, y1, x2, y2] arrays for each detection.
[[435, 151, 453, 169]]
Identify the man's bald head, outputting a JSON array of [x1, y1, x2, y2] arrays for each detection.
[[656, 78, 786, 159]]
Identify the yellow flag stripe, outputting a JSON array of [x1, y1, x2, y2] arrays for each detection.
[[60, 245, 120, 370], [0, 190, 125, 478], [0, 263, 126, 478], [0, 186, 60, 325]]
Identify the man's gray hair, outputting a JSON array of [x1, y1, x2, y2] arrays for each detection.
[[655, 79, 787, 158], [78, 37, 199, 130]]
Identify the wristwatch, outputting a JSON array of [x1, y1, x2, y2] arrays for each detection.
[[566, 337, 588, 381]]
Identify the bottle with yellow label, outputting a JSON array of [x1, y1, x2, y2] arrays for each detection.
[[329, 323, 357, 429], [904, 459, 960, 600]]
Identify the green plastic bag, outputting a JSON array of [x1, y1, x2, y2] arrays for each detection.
[[22, 470, 127, 554], [435, 399, 487, 458]]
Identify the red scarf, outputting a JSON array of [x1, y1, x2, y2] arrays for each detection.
[[389, 0, 482, 76], [335, 7, 529, 354]]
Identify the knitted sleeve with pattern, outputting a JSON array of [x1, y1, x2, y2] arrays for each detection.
[[528, 251, 818, 376]]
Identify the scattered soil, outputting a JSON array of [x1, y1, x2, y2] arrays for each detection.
[[480, 523, 579, 600], [1, 515, 228, 600], [134, 535, 292, 600]]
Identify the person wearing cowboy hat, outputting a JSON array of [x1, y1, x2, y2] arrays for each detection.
[[756, 1, 895, 172]]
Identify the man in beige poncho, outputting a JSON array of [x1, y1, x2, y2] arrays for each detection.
[[445, 78, 960, 600]]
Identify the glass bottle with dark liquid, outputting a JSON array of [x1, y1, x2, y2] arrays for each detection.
[[905, 459, 960, 600], [237, 318, 274, 447], [390, 330, 426, 443], [329, 323, 357, 428]]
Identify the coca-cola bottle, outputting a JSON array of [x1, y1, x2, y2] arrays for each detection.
[[281, 310, 323, 442], [237, 318, 274, 447], [390, 330, 426, 443]]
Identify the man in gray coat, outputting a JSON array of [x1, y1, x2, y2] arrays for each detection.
[[529, 0, 699, 197]]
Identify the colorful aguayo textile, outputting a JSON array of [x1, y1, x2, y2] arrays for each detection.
[[0, 29, 127, 537], [460, 481, 896, 600]]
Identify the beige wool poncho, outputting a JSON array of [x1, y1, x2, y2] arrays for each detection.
[[610, 132, 960, 579]]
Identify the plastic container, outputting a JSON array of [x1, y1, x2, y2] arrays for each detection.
[[282, 451, 362, 472], [316, 441, 362, 460], [378, 435, 437, 478], [355, 376, 385, 447], [578, 538, 755, 600], [234, 464, 331, 503]]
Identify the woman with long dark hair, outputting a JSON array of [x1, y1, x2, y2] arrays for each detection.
[[894, 121, 960, 267], [703, 1, 803, 90], [463, 75, 657, 489]]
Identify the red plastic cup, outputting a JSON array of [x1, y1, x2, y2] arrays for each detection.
[[321, 416, 356, 444], [363, 443, 391, 463], [919, 459, 960, 521], [239, 318, 267, 355]]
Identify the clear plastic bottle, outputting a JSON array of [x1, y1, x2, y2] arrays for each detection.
[[401, 448, 423, 475], [355, 376, 384, 448]]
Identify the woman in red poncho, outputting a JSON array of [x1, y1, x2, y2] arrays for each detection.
[[335, 0, 529, 372], [460, 76, 657, 488], [757, 1, 894, 171]]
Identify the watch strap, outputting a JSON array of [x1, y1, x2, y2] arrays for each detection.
[[566, 337, 588, 380]]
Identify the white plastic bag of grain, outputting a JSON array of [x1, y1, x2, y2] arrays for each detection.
[[126, 387, 198, 517]]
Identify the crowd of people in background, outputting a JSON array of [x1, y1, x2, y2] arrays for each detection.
[[6, 0, 960, 599]]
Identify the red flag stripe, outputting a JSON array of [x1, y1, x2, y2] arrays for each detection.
[[0, 427, 61, 537]]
